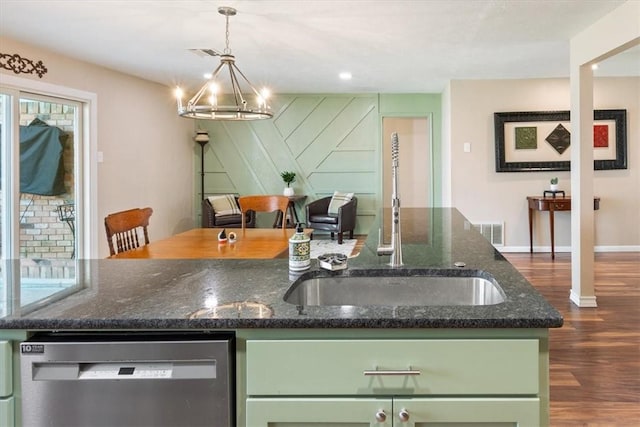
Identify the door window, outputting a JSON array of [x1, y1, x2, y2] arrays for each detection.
[[0, 90, 85, 315]]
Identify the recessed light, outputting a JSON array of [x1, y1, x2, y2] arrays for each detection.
[[204, 72, 213, 79], [591, 63, 599, 70], [339, 72, 352, 80]]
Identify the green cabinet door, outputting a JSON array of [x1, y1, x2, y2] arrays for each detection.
[[0, 397, 14, 427], [392, 397, 540, 426], [246, 397, 540, 427], [0, 341, 11, 397], [247, 397, 393, 427], [0, 341, 14, 426]]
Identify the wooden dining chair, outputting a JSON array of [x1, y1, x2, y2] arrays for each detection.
[[104, 207, 153, 256], [238, 195, 290, 229]]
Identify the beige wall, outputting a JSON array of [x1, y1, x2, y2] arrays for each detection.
[[0, 36, 195, 258], [449, 77, 639, 250]]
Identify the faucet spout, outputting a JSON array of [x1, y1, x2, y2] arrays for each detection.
[[377, 132, 403, 267]]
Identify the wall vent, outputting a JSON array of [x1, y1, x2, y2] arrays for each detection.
[[472, 222, 504, 247]]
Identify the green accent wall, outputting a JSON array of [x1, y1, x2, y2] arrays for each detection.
[[194, 93, 441, 232]]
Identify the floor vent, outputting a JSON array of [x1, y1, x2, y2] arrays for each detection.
[[472, 222, 504, 247]]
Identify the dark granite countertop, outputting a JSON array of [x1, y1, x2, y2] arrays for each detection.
[[0, 208, 563, 330]]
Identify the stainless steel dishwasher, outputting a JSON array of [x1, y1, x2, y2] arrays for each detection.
[[20, 331, 234, 427]]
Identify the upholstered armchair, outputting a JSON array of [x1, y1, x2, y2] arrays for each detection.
[[202, 195, 256, 228], [305, 194, 357, 244]]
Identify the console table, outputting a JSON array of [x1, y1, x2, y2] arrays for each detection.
[[527, 195, 600, 259], [273, 195, 307, 228]]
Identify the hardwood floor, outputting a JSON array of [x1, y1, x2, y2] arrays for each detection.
[[504, 252, 640, 427]]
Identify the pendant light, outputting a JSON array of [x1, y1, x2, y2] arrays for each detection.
[[176, 6, 272, 120]]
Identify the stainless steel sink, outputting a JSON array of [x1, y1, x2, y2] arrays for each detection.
[[284, 271, 506, 307]]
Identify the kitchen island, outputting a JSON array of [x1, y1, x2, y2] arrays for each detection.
[[1, 208, 562, 426]]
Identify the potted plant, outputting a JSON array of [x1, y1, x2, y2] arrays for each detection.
[[280, 171, 296, 196], [550, 177, 559, 192]]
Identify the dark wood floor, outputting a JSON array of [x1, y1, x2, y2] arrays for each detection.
[[503, 252, 640, 427]]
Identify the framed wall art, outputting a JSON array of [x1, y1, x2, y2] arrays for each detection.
[[494, 109, 627, 172]]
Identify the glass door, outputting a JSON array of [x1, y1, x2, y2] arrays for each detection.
[[1, 89, 84, 315]]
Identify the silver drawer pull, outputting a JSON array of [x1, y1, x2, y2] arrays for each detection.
[[363, 367, 421, 376]]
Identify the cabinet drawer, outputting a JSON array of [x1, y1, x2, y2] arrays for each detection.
[[247, 339, 539, 396], [550, 200, 571, 211], [0, 397, 14, 427], [0, 341, 11, 398]]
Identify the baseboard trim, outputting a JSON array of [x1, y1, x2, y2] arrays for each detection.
[[570, 291, 598, 307], [499, 245, 640, 253]]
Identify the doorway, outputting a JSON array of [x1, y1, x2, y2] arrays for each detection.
[[381, 117, 432, 208]]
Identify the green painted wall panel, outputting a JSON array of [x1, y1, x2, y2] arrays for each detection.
[[285, 97, 352, 158], [272, 96, 323, 139], [307, 172, 376, 194], [338, 103, 379, 151], [317, 151, 375, 172], [295, 98, 376, 173], [194, 92, 441, 233], [203, 173, 236, 195], [203, 145, 224, 171]]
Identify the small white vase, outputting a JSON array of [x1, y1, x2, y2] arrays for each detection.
[[550, 184, 558, 192], [283, 187, 294, 197]]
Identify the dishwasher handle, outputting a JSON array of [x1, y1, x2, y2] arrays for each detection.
[[31, 361, 217, 381]]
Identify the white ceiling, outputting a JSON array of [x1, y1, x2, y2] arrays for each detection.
[[0, 0, 637, 94]]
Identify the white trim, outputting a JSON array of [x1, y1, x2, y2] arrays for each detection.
[[499, 245, 640, 253], [570, 291, 597, 308], [0, 74, 99, 258]]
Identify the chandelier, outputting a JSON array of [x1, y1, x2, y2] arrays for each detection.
[[176, 6, 272, 120]]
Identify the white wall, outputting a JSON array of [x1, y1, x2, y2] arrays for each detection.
[[449, 77, 639, 251], [0, 36, 195, 258]]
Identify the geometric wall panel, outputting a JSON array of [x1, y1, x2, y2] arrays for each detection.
[[196, 94, 380, 233]]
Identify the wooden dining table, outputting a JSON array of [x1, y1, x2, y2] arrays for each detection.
[[109, 228, 310, 259]]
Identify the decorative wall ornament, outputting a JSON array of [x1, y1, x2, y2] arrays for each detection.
[[0, 52, 48, 78], [494, 109, 627, 172]]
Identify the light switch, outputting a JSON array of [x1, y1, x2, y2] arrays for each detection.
[[97, 151, 104, 163], [463, 143, 471, 153]]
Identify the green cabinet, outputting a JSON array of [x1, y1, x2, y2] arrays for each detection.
[[247, 397, 539, 426], [0, 340, 14, 427], [245, 338, 545, 426]]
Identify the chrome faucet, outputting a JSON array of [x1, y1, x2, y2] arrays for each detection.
[[377, 132, 403, 267]]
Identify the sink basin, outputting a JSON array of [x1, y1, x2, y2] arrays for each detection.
[[284, 270, 506, 307]]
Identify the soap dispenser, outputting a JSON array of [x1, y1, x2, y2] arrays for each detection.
[[289, 223, 310, 271]]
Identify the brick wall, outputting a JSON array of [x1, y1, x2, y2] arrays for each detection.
[[0, 98, 76, 260]]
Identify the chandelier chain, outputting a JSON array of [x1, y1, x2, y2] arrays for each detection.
[[224, 14, 231, 54]]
